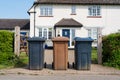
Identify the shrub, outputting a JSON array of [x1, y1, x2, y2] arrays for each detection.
[[102, 33, 120, 69], [0, 30, 26, 69], [0, 52, 17, 66], [0, 52, 26, 68], [0, 30, 14, 52]]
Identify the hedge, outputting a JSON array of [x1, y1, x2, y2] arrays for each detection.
[[0, 30, 26, 68], [102, 33, 120, 69], [0, 30, 15, 67], [0, 30, 14, 53]]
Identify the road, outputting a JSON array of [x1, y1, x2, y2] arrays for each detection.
[[0, 74, 120, 80]]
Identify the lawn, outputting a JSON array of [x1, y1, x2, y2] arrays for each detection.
[[0, 52, 28, 69], [91, 48, 97, 63]]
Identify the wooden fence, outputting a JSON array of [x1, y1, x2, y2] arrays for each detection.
[[14, 26, 28, 56]]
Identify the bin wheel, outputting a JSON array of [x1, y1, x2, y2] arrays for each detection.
[[44, 62, 47, 68], [52, 62, 54, 69], [68, 62, 69, 68], [72, 62, 74, 68]]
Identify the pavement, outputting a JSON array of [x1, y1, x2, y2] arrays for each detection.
[[0, 64, 120, 76], [0, 49, 120, 76], [0, 74, 120, 80]]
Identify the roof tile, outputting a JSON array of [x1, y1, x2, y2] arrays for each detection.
[[0, 19, 30, 30], [55, 18, 83, 27], [35, 0, 120, 5]]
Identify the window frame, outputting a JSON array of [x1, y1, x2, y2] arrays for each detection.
[[40, 5, 53, 17], [71, 5, 76, 15], [88, 5, 101, 18], [39, 28, 53, 39], [88, 28, 98, 40]]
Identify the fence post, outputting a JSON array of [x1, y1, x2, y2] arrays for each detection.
[[97, 28, 102, 64], [14, 26, 20, 56]]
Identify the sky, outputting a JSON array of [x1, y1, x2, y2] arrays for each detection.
[[0, 0, 34, 19]]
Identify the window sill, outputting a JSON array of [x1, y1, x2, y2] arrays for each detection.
[[70, 14, 76, 15], [87, 16, 102, 18], [39, 16, 53, 17]]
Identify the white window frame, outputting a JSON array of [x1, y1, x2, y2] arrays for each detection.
[[39, 28, 53, 39], [71, 5, 76, 14], [40, 6, 53, 16], [88, 5, 101, 16], [88, 28, 97, 40], [71, 29, 75, 47]]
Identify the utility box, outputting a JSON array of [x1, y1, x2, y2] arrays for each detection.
[[74, 37, 93, 70], [52, 37, 69, 70], [28, 37, 46, 70]]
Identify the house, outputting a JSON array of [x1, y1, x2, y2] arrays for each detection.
[[0, 19, 30, 35], [0, 19, 30, 31], [0, 19, 30, 44], [0, 19, 30, 52], [28, 0, 120, 48]]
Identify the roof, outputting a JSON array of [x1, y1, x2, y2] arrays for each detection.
[[0, 19, 30, 30], [55, 18, 83, 28], [35, 0, 120, 5]]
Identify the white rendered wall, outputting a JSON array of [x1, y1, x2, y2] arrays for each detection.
[[102, 5, 120, 35], [29, 4, 120, 36], [30, 13, 35, 37]]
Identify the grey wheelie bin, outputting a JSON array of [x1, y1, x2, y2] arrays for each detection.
[[74, 37, 93, 70], [28, 37, 46, 70]]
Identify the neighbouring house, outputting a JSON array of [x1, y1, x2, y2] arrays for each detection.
[[28, 0, 120, 48], [0, 19, 30, 34], [0, 19, 30, 43], [0, 19, 30, 52]]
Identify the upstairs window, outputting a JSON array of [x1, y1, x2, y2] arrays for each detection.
[[88, 5, 101, 16], [71, 6, 76, 15], [40, 6, 53, 16]]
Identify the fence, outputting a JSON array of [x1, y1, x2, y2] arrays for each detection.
[[14, 26, 28, 56]]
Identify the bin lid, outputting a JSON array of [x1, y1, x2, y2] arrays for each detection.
[[74, 37, 94, 42], [27, 37, 46, 42], [52, 37, 69, 42]]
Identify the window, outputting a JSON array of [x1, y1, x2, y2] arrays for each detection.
[[39, 28, 53, 39], [88, 29, 91, 37], [88, 28, 97, 40], [43, 28, 47, 39], [71, 29, 75, 46], [71, 6, 76, 14], [88, 5, 101, 16], [39, 28, 42, 37], [48, 28, 52, 39], [40, 6, 53, 16]]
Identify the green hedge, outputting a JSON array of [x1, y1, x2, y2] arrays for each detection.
[[102, 33, 120, 69], [0, 30, 15, 68], [0, 30, 14, 52], [0, 30, 26, 69], [0, 52, 17, 65]]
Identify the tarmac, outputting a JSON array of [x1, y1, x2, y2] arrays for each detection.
[[0, 49, 120, 76]]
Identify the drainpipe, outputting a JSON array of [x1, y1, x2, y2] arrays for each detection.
[[33, 3, 39, 37]]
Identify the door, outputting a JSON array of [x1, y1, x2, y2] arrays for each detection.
[[62, 29, 70, 46]]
